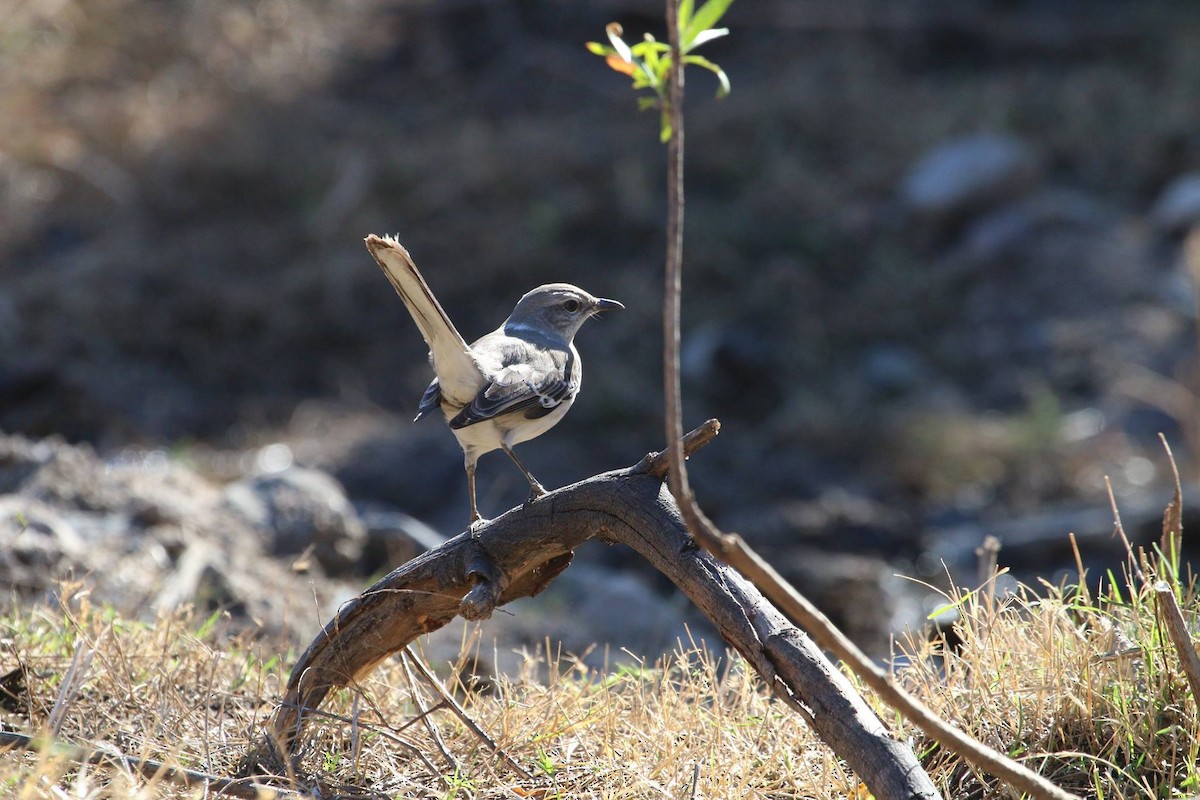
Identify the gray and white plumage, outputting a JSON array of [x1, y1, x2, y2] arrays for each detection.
[[365, 235, 622, 526]]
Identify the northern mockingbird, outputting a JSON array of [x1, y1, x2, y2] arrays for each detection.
[[366, 235, 623, 526]]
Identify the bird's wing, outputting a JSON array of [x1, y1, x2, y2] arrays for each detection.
[[365, 235, 483, 406], [449, 343, 579, 429], [414, 378, 442, 422]]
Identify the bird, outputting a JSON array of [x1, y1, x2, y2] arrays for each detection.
[[365, 235, 623, 527]]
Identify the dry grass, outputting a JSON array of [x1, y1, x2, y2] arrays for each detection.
[[892, 550, 1200, 800], [3, 539, 1200, 799], [0, 594, 855, 799]]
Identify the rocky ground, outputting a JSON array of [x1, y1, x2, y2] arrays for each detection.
[[5, 0, 1200, 658]]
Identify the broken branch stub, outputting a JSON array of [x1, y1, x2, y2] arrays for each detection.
[[249, 420, 939, 799]]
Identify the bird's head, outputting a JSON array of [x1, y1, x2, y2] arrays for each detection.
[[504, 283, 623, 342]]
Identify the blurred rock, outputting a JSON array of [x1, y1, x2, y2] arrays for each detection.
[[0, 433, 59, 493], [1150, 172, 1200, 235], [332, 427, 465, 522], [0, 497, 89, 591], [775, 548, 919, 655], [356, 505, 446, 573], [422, 562, 716, 676], [224, 466, 366, 575], [680, 321, 782, 418], [900, 134, 1040, 220], [958, 187, 1115, 264], [0, 430, 342, 636], [861, 344, 926, 397], [729, 489, 917, 558], [922, 489, 1175, 585]]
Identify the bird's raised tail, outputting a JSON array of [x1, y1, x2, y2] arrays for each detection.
[[365, 235, 482, 406]]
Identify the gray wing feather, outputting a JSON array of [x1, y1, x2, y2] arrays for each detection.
[[414, 378, 442, 422], [449, 348, 577, 429]]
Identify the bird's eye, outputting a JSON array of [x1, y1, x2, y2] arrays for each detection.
[[563, 299, 581, 313]]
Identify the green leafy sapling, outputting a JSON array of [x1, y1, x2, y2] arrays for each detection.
[[586, 0, 733, 141]]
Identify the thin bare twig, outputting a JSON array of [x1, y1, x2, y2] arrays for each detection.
[[1153, 582, 1200, 708], [637, 418, 720, 478], [663, 0, 691, 519], [1106, 476, 1148, 587], [976, 535, 1002, 608], [403, 646, 533, 780], [399, 651, 458, 774], [654, 2, 1074, 798]]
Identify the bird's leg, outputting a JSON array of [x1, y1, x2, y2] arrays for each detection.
[[465, 457, 486, 530], [502, 444, 547, 502]]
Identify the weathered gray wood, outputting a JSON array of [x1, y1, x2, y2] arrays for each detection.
[[248, 427, 940, 799]]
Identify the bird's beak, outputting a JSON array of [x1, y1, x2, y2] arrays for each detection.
[[592, 298, 624, 316]]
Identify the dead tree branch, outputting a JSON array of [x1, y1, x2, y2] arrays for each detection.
[[243, 423, 937, 799]]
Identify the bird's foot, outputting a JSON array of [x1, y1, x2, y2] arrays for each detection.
[[468, 515, 489, 535], [525, 483, 547, 505]]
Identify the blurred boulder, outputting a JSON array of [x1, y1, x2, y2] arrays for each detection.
[[957, 187, 1115, 264], [1150, 172, 1200, 235], [900, 134, 1041, 220], [0, 497, 89, 591], [861, 344, 926, 398], [0, 430, 344, 636], [681, 321, 782, 418], [421, 562, 717, 676], [774, 549, 919, 656], [224, 465, 366, 575], [356, 505, 446, 573], [729, 488, 917, 557], [331, 426, 468, 527]]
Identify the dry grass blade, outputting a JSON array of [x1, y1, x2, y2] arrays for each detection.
[[399, 649, 458, 775], [45, 644, 92, 736], [403, 646, 532, 780], [1160, 433, 1184, 564], [0, 730, 290, 798]]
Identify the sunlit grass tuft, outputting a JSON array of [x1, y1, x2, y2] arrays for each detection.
[[4, 537, 1200, 799], [891, 544, 1200, 800]]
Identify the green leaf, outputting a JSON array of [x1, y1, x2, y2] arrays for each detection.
[[660, 110, 672, 143], [637, 96, 660, 111], [639, 35, 662, 75], [685, 27, 728, 51], [631, 37, 671, 55], [679, 0, 695, 32], [195, 610, 223, 639], [585, 41, 610, 56], [683, 54, 731, 97], [683, 0, 734, 47]]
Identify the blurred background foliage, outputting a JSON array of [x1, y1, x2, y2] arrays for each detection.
[[6, 0, 1200, 646]]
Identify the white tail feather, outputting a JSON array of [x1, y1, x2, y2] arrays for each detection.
[[365, 235, 483, 406]]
